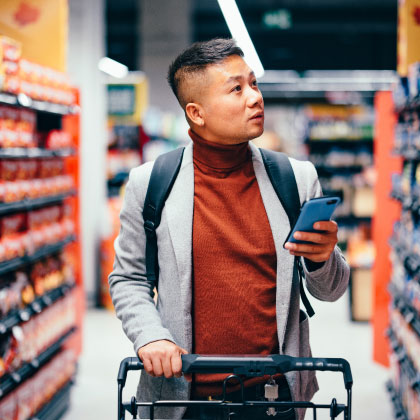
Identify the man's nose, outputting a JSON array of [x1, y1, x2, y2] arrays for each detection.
[[246, 86, 263, 107]]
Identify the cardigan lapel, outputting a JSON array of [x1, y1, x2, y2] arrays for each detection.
[[164, 143, 194, 334], [249, 142, 295, 351]]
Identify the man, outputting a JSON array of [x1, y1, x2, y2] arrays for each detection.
[[109, 38, 349, 420]]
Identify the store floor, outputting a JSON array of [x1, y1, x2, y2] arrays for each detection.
[[63, 292, 393, 420]]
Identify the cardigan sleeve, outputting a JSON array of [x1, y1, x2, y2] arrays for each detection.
[[298, 161, 350, 302]]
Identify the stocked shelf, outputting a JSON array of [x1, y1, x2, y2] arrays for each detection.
[[0, 327, 75, 398], [0, 235, 76, 277], [395, 98, 420, 115], [389, 284, 420, 339], [393, 148, 420, 162], [315, 165, 365, 174], [388, 328, 420, 392], [389, 238, 420, 278], [30, 381, 72, 420], [0, 92, 77, 116], [0, 148, 76, 159], [335, 215, 372, 224], [386, 380, 410, 420], [0, 283, 75, 335], [308, 138, 373, 145], [0, 191, 76, 216]]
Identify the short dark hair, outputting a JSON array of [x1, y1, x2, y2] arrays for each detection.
[[167, 38, 244, 107]]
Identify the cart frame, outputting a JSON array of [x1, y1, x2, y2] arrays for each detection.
[[117, 354, 353, 420]]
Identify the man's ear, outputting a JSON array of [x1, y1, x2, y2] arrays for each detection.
[[185, 103, 204, 127]]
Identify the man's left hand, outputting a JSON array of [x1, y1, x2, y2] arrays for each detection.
[[284, 221, 338, 263]]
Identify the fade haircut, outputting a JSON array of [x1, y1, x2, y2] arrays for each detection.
[[167, 38, 244, 108]]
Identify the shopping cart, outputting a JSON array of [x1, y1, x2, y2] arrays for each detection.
[[117, 354, 353, 420]]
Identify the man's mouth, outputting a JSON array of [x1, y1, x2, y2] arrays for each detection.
[[250, 112, 264, 120]]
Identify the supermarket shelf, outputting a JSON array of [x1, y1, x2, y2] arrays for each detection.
[[386, 380, 410, 420], [0, 235, 76, 277], [0, 191, 76, 216], [390, 188, 407, 203], [388, 328, 420, 402], [391, 187, 420, 215], [335, 215, 372, 224], [315, 165, 366, 175], [349, 264, 373, 270], [393, 147, 420, 161], [395, 99, 420, 115], [307, 138, 373, 145], [0, 283, 75, 335], [0, 92, 78, 116], [31, 381, 72, 420], [0, 148, 76, 159], [0, 327, 76, 398], [389, 284, 420, 339], [389, 238, 420, 278]]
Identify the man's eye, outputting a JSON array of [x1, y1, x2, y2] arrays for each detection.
[[252, 80, 258, 86], [232, 85, 241, 92]]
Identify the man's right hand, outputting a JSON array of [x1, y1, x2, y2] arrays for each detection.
[[138, 340, 189, 379]]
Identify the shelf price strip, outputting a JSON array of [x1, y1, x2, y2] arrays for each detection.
[[0, 235, 76, 278]]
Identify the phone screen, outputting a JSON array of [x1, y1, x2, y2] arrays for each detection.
[[284, 196, 341, 246]]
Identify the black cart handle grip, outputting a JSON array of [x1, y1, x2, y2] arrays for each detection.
[[117, 357, 143, 387], [182, 355, 353, 390], [117, 354, 353, 390]]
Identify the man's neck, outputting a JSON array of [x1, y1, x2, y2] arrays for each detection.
[[191, 126, 248, 146]]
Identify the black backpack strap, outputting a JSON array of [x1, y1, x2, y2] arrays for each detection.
[[143, 147, 185, 286], [260, 148, 315, 318]]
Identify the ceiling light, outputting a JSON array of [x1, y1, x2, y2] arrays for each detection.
[[98, 57, 129, 79], [217, 0, 265, 78]]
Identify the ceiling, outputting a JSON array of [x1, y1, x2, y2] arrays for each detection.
[[193, 0, 398, 71], [105, 0, 398, 71]]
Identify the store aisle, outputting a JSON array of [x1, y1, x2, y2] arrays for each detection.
[[63, 293, 392, 420], [309, 293, 393, 419], [62, 309, 138, 420]]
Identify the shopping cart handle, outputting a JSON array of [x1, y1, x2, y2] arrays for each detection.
[[117, 357, 144, 387], [182, 355, 353, 390], [289, 357, 353, 390]]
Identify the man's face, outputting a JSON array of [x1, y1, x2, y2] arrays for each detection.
[[197, 55, 264, 145]]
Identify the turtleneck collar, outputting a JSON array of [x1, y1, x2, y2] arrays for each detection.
[[189, 129, 250, 171]]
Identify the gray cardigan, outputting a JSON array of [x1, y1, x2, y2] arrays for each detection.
[[109, 141, 350, 419]]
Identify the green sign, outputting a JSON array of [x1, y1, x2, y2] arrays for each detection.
[[263, 9, 292, 30], [107, 85, 136, 116]]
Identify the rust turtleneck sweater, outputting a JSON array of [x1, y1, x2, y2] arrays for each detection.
[[190, 129, 279, 397]]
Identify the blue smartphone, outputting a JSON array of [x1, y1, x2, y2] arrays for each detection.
[[284, 196, 341, 246]]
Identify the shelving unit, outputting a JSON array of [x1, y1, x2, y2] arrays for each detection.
[[382, 69, 420, 418], [305, 104, 375, 322], [0, 92, 78, 116], [0, 191, 76, 216], [0, 89, 82, 419], [0, 235, 75, 276], [387, 380, 410, 420], [0, 148, 75, 159]]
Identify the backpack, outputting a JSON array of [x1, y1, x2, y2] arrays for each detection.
[[142, 147, 315, 317]]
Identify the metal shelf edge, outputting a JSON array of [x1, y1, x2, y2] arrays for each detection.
[[0, 191, 77, 216], [0, 283, 76, 335], [0, 236, 76, 277]]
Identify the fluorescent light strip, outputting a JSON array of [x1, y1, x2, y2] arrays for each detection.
[[217, 0, 264, 78], [98, 57, 129, 79]]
